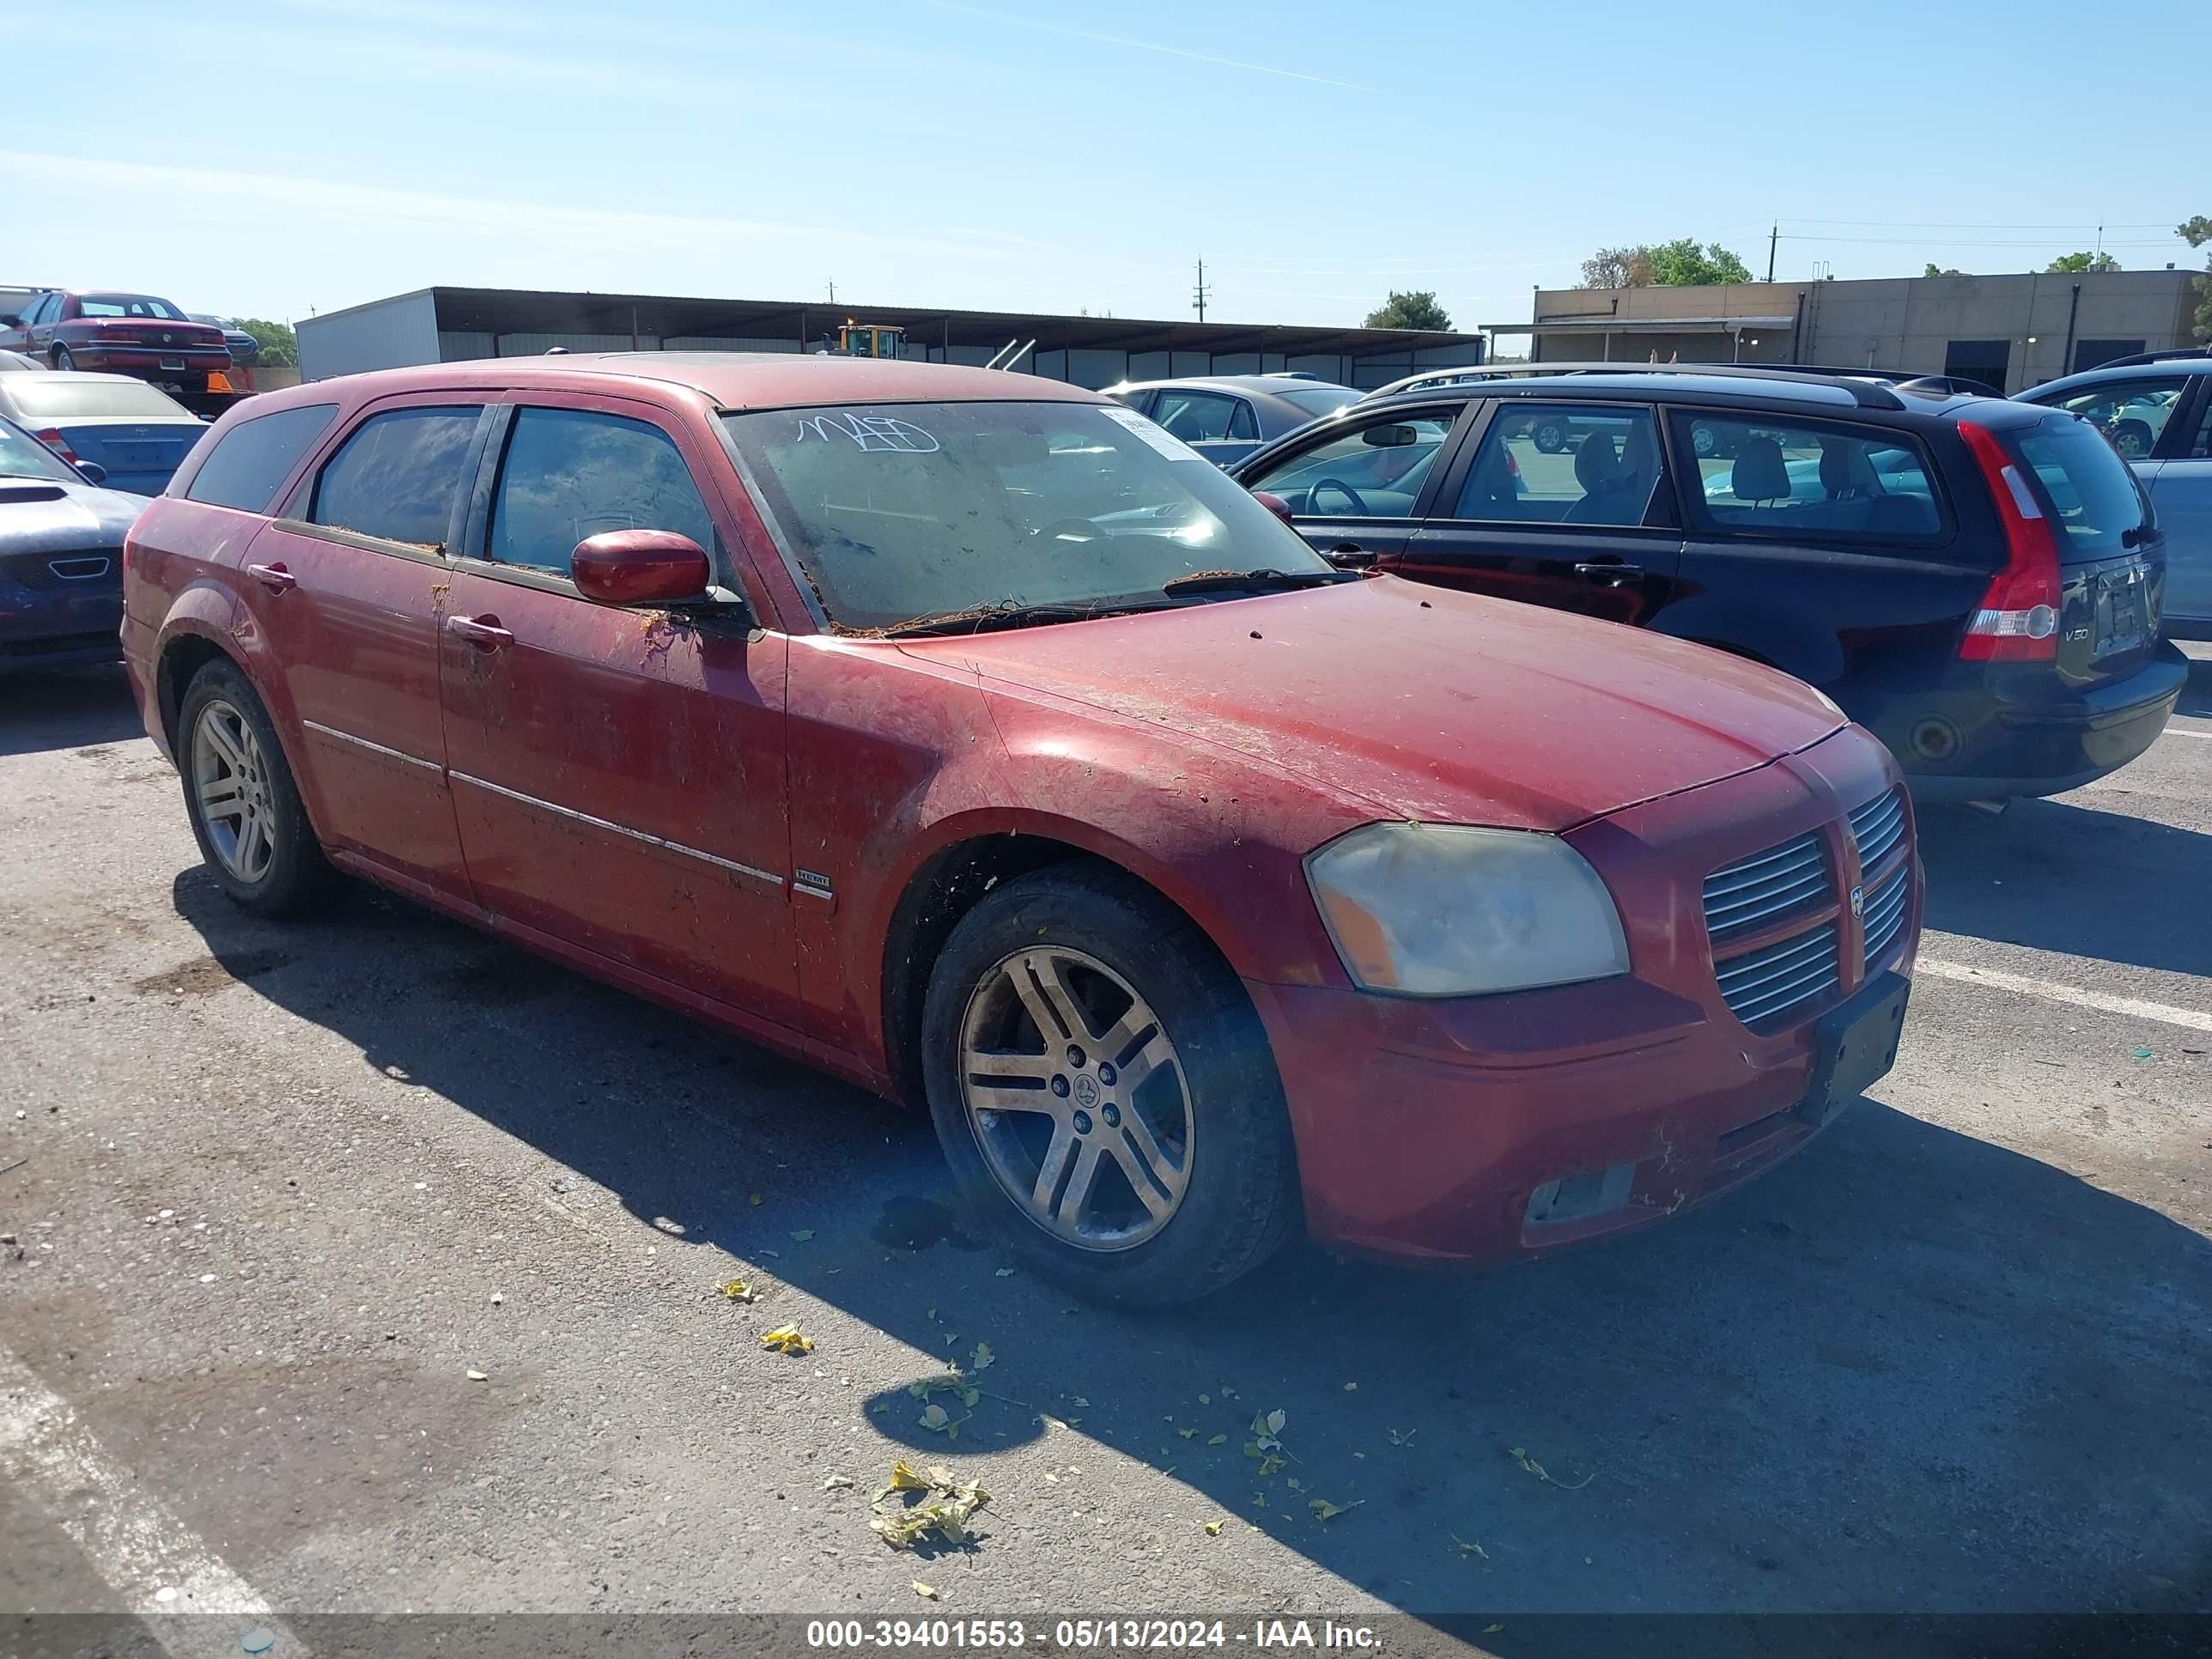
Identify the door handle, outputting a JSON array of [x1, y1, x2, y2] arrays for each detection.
[[447, 613, 514, 649], [1327, 543, 1377, 568], [246, 562, 296, 593], [1573, 562, 1644, 586]]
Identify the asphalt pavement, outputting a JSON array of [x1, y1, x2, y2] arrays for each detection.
[[3, 651, 2209, 1647]]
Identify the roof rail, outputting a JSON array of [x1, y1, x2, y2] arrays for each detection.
[[1773, 362, 2001, 398], [1358, 361, 1906, 411], [2075, 346, 2212, 371]]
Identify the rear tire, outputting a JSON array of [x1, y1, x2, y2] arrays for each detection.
[[921, 865, 1299, 1307], [1534, 419, 1567, 453], [2110, 420, 2152, 459], [178, 659, 342, 918], [52, 345, 74, 371]]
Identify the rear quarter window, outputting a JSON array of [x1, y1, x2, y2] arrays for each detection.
[[182, 404, 339, 511]]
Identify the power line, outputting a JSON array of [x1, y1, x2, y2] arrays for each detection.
[[1780, 217, 2176, 231], [1776, 233, 2181, 248]]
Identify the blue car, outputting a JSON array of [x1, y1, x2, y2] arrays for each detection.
[[189, 313, 260, 368], [2021, 349, 2212, 641], [0, 372, 209, 495], [0, 413, 139, 670]]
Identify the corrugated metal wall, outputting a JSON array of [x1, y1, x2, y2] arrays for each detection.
[[297, 291, 441, 380]]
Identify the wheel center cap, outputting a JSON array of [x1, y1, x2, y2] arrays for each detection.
[[1073, 1073, 1101, 1109]]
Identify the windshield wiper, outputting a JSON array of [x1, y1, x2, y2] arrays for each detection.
[[878, 599, 1169, 639], [1158, 568, 1354, 598]]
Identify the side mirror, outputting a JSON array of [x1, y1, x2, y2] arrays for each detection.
[[1251, 489, 1297, 526], [74, 460, 107, 485], [571, 529, 712, 605]]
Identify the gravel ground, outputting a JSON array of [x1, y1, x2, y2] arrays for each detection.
[[3, 654, 2209, 1640]]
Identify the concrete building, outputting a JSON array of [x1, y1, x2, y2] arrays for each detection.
[[297, 286, 1485, 392], [1487, 269, 2201, 393]]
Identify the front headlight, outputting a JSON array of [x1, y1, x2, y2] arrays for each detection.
[[1304, 823, 1629, 998]]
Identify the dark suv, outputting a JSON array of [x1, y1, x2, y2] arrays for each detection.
[[1230, 363, 2186, 800]]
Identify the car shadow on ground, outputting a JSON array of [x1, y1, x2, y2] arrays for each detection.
[[1915, 794, 2212, 979], [0, 664, 143, 757], [165, 866, 2212, 1626]]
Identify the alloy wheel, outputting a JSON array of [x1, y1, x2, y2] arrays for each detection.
[[191, 698, 277, 883], [957, 945, 1193, 1251]]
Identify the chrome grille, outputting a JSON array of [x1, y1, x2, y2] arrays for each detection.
[[1860, 863, 1911, 970], [1849, 787, 1906, 872], [1701, 831, 1829, 943], [1715, 922, 1841, 1030]]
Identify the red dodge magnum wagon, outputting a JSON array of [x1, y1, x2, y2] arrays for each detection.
[[121, 354, 1920, 1304]]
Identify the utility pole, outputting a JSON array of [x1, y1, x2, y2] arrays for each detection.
[[1192, 258, 1211, 323], [828, 279, 836, 305], [1766, 222, 1778, 284]]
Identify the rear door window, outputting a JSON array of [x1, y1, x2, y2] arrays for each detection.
[[2008, 416, 2149, 561], [1450, 404, 1663, 526], [311, 406, 482, 549], [486, 406, 714, 577], [1152, 390, 1240, 443], [1674, 411, 1943, 544], [184, 404, 338, 510]]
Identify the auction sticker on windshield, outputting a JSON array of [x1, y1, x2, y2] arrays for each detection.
[[1099, 405, 1203, 460]]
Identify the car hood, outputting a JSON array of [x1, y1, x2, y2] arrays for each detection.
[[0, 477, 148, 555], [898, 576, 1846, 830]]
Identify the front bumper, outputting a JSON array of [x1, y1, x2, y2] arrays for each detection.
[[0, 571, 123, 672], [1251, 726, 1918, 1265]]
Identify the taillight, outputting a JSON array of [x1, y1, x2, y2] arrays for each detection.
[[34, 428, 81, 465], [1956, 421, 2059, 662]]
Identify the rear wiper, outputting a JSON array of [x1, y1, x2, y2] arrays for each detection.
[[878, 600, 1166, 638], [1158, 567, 1354, 597]]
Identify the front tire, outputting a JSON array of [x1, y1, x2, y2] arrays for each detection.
[[921, 866, 1298, 1307], [178, 659, 341, 917]]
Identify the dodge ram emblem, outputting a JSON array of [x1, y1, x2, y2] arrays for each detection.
[[1850, 884, 1865, 920]]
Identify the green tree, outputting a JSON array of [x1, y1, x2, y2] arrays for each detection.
[[1642, 239, 1753, 286], [1923, 263, 1965, 277], [1576, 240, 1751, 289], [2180, 216, 2212, 342], [1364, 289, 1453, 331], [2045, 251, 2119, 274], [228, 318, 297, 368]]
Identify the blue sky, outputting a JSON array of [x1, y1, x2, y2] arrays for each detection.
[[3, 0, 2201, 333]]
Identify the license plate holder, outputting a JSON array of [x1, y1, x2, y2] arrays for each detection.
[[159, 356, 185, 371], [1798, 970, 1910, 1128], [2096, 570, 2145, 656]]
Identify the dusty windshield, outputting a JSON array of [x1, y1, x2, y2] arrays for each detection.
[[723, 401, 1333, 632]]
